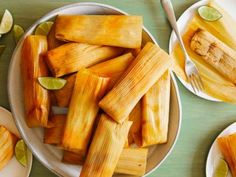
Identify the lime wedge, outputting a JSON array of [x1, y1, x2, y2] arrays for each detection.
[[15, 139, 27, 167], [198, 6, 222, 22], [0, 45, 6, 56], [0, 9, 13, 34], [38, 77, 67, 90], [214, 159, 228, 177], [35, 21, 53, 36], [13, 25, 24, 44]]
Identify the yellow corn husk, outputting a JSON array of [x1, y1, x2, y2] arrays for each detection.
[[80, 114, 132, 177], [62, 69, 110, 154], [44, 115, 66, 145], [217, 133, 236, 177], [115, 148, 148, 176], [54, 74, 76, 107], [142, 71, 170, 147], [99, 42, 173, 123], [124, 48, 141, 57], [47, 23, 64, 50], [46, 42, 124, 77], [55, 15, 143, 48], [49, 91, 57, 106], [128, 101, 142, 146], [21, 35, 50, 127], [0, 126, 18, 170], [172, 15, 236, 103], [54, 53, 134, 107], [190, 29, 236, 84], [62, 150, 85, 165]]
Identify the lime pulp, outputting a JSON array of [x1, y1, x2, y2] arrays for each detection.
[[38, 77, 67, 90], [15, 139, 27, 167], [13, 24, 24, 44], [198, 6, 222, 22], [214, 159, 229, 177], [0, 9, 13, 34], [34, 21, 53, 36]]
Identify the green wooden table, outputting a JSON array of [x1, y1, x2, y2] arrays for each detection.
[[1, 0, 236, 176]]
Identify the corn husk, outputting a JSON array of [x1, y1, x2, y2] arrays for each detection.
[[21, 35, 50, 127], [62, 69, 110, 154], [0, 126, 18, 170], [99, 42, 173, 123], [142, 71, 170, 147], [80, 114, 132, 177], [47, 23, 64, 50], [217, 133, 236, 177], [55, 15, 143, 48], [62, 150, 85, 165], [46, 43, 124, 77], [44, 115, 66, 145]]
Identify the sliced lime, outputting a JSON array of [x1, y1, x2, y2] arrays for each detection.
[[198, 6, 222, 22], [38, 77, 67, 90], [13, 25, 24, 44], [0, 45, 6, 57], [0, 9, 13, 34], [35, 21, 53, 36], [15, 139, 27, 167], [214, 159, 228, 177]]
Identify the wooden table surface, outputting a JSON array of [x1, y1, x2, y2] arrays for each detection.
[[1, 0, 236, 177]]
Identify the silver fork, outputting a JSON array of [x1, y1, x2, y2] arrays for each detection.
[[160, 0, 204, 93]]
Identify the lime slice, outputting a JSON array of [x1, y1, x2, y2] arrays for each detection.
[[198, 6, 222, 22], [13, 24, 24, 44], [0, 45, 6, 56], [35, 21, 53, 36], [214, 159, 228, 177], [38, 77, 67, 90], [15, 139, 27, 167], [0, 9, 13, 34]]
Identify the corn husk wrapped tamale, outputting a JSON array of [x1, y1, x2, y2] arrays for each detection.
[[142, 71, 170, 147], [128, 101, 142, 146], [21, 35, 50, 127], [99, 42, 173, 123], [62, 69, 110, 154], [46, 43, 123, 77], [0, 126, 18, 170], [63, 148, 147, 176], [217, 133, 236, 177], [80, 114, 132, 177], [55, 15, 143, 48], [190, 29, 236, 84], [54, 74, 76, 107], [44, 115, 66, 145], [54, 53, 134, 107], [47, 23, 64, 50]]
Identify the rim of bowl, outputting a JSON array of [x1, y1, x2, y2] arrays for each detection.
[[8, 2, 182, 177]]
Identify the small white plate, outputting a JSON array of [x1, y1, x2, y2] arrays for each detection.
[[169, 0, 236, 102], [0, 106, 32, 177], [206, 122, 236, 177]]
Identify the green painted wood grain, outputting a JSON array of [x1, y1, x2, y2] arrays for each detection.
[[0, 0, 236, 177]]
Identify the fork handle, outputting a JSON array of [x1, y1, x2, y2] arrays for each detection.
[[160, 0, 188, 56]]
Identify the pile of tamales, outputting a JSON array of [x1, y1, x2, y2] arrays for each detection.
[[21, 14, 173, 177]]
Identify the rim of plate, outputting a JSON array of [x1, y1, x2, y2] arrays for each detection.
[[0, 106, 33, 177], [206, 122, 236, 177], [8, 2, 182, 177], [168, 0, 221, 102]]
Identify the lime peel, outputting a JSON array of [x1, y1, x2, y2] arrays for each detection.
[[15, 139, 27, 167], [0, 9, 13, 34], [198, 6, 223, 22], [38, 77, 67, 90]]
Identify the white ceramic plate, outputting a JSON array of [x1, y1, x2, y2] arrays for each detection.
[[169, 0, 236, 102], [8, 2, 182, 177], [206, 122, 236, 177], [0, 106, 32, 177]]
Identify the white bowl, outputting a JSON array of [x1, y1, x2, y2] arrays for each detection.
[[8, 2, 182, 177]]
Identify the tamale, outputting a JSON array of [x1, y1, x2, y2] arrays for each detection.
[[54, 53, 134, 107], [21, 35, 50, 127], [128, 101, 142, 146], [217, 133, 236, 177], [80, 114, 132, 177], [190, 29, 236, 84], [44, 115, 66, 145], [54, 74, 76, 107], [99, 42, 173, 123], [0, 126, 18, 170], [46, 42, 124, 77], [55, 15, 143, 48], [62, 69, 110, 154], [63, 148, 147, 176], [142, 71, 170, 147], [47, 23, 64, 50]]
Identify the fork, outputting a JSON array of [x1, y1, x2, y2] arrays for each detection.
[[160, 0, 204, 93]]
